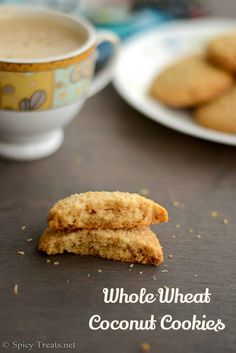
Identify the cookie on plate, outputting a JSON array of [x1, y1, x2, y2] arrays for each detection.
[[150, 56, 233, 108], [195, 86, 236, 134], [207, 33, 236, 72], [48, 191, 168, 230], [38, 227, 164, 266]]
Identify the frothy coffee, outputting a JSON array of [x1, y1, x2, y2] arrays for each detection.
[[0, 11, 85, 60]]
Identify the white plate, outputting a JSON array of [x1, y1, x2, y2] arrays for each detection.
[[113, 18, 236, 146]]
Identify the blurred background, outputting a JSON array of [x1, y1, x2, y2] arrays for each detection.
[[1, 1, 236, 41]]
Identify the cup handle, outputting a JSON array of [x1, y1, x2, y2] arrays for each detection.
[[88, 30, 120, 97]]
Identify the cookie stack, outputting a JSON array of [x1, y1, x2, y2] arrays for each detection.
[[39, 191, 168, 266], [197, 34, 236, 133], [150, 32, 236, 134]]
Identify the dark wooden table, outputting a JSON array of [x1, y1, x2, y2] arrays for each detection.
[[0, 86, 235, 353]]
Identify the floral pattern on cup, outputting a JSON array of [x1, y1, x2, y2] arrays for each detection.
[[19, 91, 47, 111], [0, 56, 94, 111]]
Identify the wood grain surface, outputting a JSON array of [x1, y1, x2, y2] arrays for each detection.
[[0, 86, 235, 353]]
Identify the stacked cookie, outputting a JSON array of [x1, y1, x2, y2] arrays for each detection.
[[195, 33, 236, 134], [39, 191, 168, 266], [150, 32, 236, 134]]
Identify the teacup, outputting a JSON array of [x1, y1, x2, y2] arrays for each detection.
[[0, 6, 119, 160]]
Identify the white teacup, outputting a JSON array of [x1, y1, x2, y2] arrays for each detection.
[[0, 6, 119, 160]]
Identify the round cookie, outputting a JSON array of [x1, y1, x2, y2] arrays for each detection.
[[207, 33, 236, 72], [150, 56, 233, 108], [194, 86, 236, 134]]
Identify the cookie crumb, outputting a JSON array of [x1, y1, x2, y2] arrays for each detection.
[[54, 261, 59, 266], [172, 200, 184, 208], [26, 238, 32, 242], [140, 342, 151, 352], [129, 264, 134, 268], [97, 269, 102, 273], [152, 275, 157, 280], [223, 218, 229, 225], [46, 259, 51, 263], [211, 211, 219, 218], [21, 225, 26, 230], [162, 269, 168, 273], [172, 234, 176, 238], [87, 274, 90, 277], [66, 280, 70, 283], [197, 234, 202, 239], [128, 269, 132, 272], [139, 271, 143, 275], [17, 251, 24, 256], [194, 274, 198, 278], [168, 254, 173, 259], [189, 229, 194, 233], [13, 284, 18, 295], [139, 188, 149, 196], [176, 224, 180, 228]]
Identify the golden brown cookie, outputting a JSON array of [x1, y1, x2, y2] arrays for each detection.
[[38, 227, 164, 266], [48, 191, 168, 230], [207, 33, 236, 72], [150, 56, 233, 108], [194, 86, 236, 134]]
